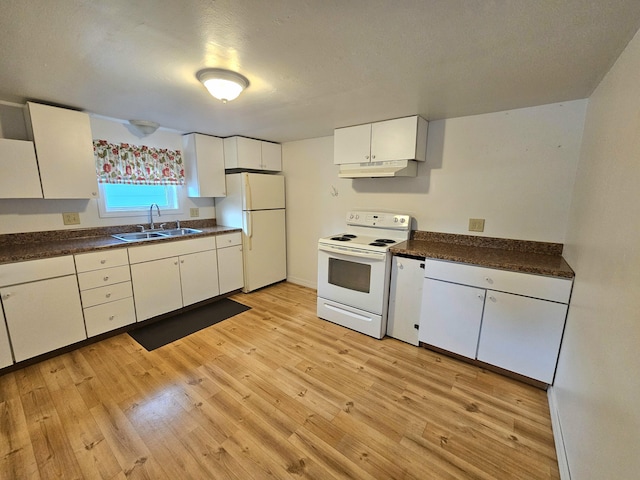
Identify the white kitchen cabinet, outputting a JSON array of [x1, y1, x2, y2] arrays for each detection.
[[477, 291, 568, 384], [0, 308, 13, 368], [420, 278, 486, 358], [128, 236, 219, 321], [216, 232, 244, 294], [24, 102, 98, 199], [183, 133, 226, 197], [223, 136, 282, 171], [0, 138, 43, 198], [387, 256, 424, 346], [419, 259, 572, 383], [334, 115, 428, 165], [0, 256, 86, 363], [75, 248, 136, 337]]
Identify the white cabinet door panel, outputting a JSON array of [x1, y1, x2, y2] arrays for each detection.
[[420, 278, 485, 359], [333, 124, 372, 164], [387, 257, 423, 346], [0, 309, 13, 368], [130, 258, 182, 321], [217, 245, 244, 294], [179, 250, 219, 306], [84, 297, 136, 337], [477, 291, 568, 383], [261, 142, 282, 171], [371, 116, 418, 162], [0, 139, 42, 198]]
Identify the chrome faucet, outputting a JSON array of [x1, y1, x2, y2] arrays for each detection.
[[149, 203, 161, 230]]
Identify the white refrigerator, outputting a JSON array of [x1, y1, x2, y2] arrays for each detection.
[[215, 172, 286, 292]]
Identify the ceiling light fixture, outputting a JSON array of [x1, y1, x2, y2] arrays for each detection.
[[128, 119, 160, 136], [196, 68, 250, 103]]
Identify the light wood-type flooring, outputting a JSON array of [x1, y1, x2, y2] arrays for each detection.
[[0, 282, 560, 479]]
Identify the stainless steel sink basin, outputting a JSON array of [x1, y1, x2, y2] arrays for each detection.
[[112, 232, 167, 242], [157, 228, 203, 237], [112, 228, 203, 242]]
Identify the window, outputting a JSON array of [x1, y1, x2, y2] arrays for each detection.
[[97, 184, 182, 218]]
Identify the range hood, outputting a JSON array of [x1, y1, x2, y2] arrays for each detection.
[[338, 159, 418, 178]]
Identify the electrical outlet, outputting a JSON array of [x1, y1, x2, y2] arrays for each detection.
[[62, 212, 81, 225], [468, 218, 485, 232], [190, 208, 200, 218]]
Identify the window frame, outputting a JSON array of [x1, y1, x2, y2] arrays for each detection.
[[96, 183, 184, 218]]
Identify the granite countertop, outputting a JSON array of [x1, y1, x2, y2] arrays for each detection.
[[391, 232, 574, 279], [0, 221, 241, 265]]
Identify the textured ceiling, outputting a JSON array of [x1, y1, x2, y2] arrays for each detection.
[[1, 1, 640, 142]]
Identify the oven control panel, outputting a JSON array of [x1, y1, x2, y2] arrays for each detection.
[[346, 211, 411, 230]]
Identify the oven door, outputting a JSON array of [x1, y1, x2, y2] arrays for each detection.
[[317, 243, 389, 315]]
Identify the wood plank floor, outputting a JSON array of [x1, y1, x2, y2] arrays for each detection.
[[0, 282, 560, 479]]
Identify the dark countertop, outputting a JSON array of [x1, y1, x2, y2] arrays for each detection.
[[391, 238, 574, 279], [0, 225, 241, 265]]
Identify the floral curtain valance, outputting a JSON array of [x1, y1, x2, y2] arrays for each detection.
[[94, 140, 184, 185]]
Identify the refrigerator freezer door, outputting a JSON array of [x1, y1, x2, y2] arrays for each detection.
[[242, 209, 286, 292], [242, 173, 285, 211]]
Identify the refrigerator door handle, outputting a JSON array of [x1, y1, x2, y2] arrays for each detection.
[[245, 211, 253, 250], [244, 174, 253, 211]]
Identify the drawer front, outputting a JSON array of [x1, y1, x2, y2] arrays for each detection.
[[80, 281, 133, 308], [424, 259, 572, 303], [75, 248, 129, 273], [78, 265, 131, 290], [83, 297, 136, 337], [0, 256, 76, 287], [128, 236, 216, 264], [216, 232, 242, 248]]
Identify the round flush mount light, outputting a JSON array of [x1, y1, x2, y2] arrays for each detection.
[[196, 68, 250, 103], [128, 119, 160, 136]]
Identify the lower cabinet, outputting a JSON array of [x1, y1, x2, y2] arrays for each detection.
[[0, 308, 14, 368], [216, 232, 244, 295], [128, 237, 220, 321], [419, 259, 572, 384], [386, 256, 424, 346], [0, 256, 86, 363]]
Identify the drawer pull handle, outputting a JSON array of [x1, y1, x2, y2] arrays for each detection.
[[489, 296, 497, 302], [103, 276, 109, 281], [100, 259, 106, 264], [2, 293, 11, 300], [485, 276, 493, 284], [106, 293, 111, 298], [109, 315, 115, 320], [477, 294, 484, 300]]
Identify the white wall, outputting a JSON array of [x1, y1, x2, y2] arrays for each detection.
[[552, 29, 640, 479], [0, 115, 214, 234], [283, 100, 587, 288]]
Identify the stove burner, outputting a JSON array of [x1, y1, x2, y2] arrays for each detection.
[[343, 234, 357, 238], [331, 236, 352, 241], [375, 239, 395, 244], [369, 242, 389, 247]]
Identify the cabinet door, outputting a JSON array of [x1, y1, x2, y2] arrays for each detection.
[[130, 258, 182, 321], [387, 257, 423, 346], [183, 133, 226, 197], [0, 139, 43, 198], [179, 249, 220, 306], [333, 123, 372, 164], [477, 291, 568, 383], [419, 278, 485, 359], [25, 102, 98, 199], [217, 245, 244, 294], [371, 116, 418, 162], [2, 275, 86, 362], [0, 308, 13, 368], [260, 141, 282, 171]]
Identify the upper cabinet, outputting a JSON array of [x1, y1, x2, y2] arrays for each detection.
[[24, 102, 98, 199], [224, 136, 282, 171], [183, 133, 226, 197], [0, 138, 43, 198], [334, 115, 428, 165]]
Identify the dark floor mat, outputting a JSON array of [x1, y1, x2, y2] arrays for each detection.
[[129, 298, 251, 351]]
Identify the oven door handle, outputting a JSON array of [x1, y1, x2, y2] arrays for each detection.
[[318, 244, 387, 261]]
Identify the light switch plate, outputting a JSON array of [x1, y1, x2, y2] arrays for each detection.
[[468, 218, 485, 232], [190, 207, 200, 218], [62, 212, 81, 225]]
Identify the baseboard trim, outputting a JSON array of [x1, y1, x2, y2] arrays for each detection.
[[285, 276, 317, 289], [548, 386, 571, 480]]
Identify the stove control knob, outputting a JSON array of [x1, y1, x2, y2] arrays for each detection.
[[355, 214, 359, 219], [394, 217, 398, 223], [400, 218, 406, 223], [349, 214, 354, 219]]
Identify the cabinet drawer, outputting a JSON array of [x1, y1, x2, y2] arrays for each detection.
[[128, 236, 216, 264], [75, 248, 129, 273], [424, 259, 572, 303], [216, 232, 242, 248], [80, 281, 133, 308], [0, 256, 76, 287], [78, 265, 131, 290], [84, 297, 136, 337]]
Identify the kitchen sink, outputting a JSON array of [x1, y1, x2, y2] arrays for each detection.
[[157, 228, 203, 236], [112, 228, 203, 242]]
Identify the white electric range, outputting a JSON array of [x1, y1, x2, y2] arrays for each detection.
[[317, 211, 411, 338]]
